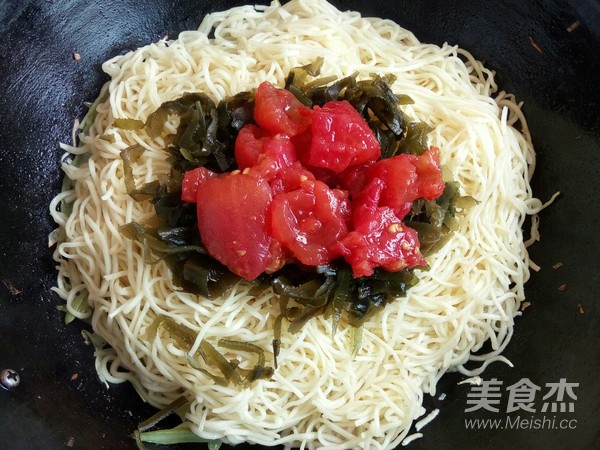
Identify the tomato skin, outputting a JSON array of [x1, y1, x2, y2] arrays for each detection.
[[181, 167, 218, 203], [270, 180, 350, 266], [414, 146, 445, 200], [196, 172, 274, 280], [333, 179, 426, 277], [254, 81, 311, 137], [301, 100, 380, 173], [235, 124, 297, 180]]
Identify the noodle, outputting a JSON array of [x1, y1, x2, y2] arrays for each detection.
[[50, 0, 545, 448]]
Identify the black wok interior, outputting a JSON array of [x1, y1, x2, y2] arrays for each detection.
[[0, 1, 598, 449]]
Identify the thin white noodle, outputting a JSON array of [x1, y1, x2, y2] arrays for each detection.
[[414, 408, 439, 432], [401, 433, 423, 446], [50, 0, 544, 448]]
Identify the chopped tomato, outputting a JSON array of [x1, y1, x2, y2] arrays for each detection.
[[347, 149, 443, 219], [270, 180, 350, 266], [333, 211, 426, 277], [265, 240, 289, 274], [235, 124, 296, 180], [181, 167, 218, 203], [234, 124, 269, 169], [350, 177, 386, 228], [196, 172, 274, 280], [300, 100, 380, 173], [364, 154, 418, 218], [269, 161, 316, 196], [254, 81, 311, 137], [333, 179, 426, 277], [414, 146, 445, 200], [337, 162, 373, 197], [313, 166, 343, 188]]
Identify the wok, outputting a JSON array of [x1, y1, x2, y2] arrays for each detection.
[[0, 0, 598, 449]]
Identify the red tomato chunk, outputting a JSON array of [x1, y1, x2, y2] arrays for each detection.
[[181, 83, 445, 280], [196, 172, 274, 280], [254, 81, 311, 137], [269, 161, 316, 196], [333, 214, 426, 278], [300, 100, 380, 173], [414, 146, 445, 200], [235, 124, 297, 180], [181, 167, 218, 203], [342, 146, 445, 220], [333, 179, 427, 277], [270, 180, 350, 266], [364, 154, 418, 219]]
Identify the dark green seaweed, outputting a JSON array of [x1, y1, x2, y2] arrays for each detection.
[[398, 122, 434, 156], [146, 316, 273, 386], [114, 118, 145, 130]]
